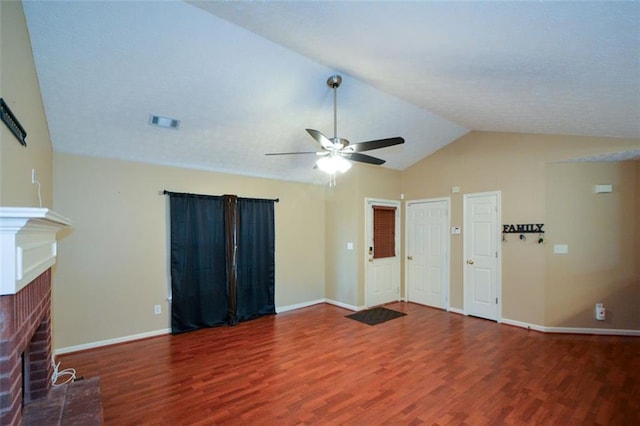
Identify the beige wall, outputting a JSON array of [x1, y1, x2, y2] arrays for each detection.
[[324, 169, 359, 306], [546, 161, 639, 329], [637, 163, 640, 287], [401, 131, 639, 329], [0, 0, 53, 207], [53, 153, 326, 349]]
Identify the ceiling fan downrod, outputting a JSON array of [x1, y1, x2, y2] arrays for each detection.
[[327, 75, 342, 141]]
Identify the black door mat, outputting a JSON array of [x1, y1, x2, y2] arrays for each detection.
[[346, 307, 407, 326]]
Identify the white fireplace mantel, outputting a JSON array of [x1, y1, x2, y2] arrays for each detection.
[[0, 207, 72, 295]]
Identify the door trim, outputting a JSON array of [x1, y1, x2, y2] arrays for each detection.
[[463, 191, 502, 322], [404, 197, 451, 310], [364, 198, 401, 308]]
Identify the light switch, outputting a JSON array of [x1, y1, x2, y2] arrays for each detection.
[[554, 244, 569, 254], [594, 184, 613, 193], [451, 226, 461, 235], [346, 242, 354, 250]]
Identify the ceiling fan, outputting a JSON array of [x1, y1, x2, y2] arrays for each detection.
[[266, 75, 405, 184]]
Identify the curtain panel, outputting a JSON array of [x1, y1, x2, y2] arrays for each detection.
[[236, 197, 276, 323], [167, 191, 276, 334]]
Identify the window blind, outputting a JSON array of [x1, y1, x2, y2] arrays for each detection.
[[373, 205, 396, 259]]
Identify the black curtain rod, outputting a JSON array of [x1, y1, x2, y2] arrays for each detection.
[[162, 190, 279, 203]]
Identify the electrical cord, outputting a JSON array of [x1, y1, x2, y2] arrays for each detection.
[[33, 177, 42, 208], [35, 180, 42, 208], [51, 356, 76, 387]]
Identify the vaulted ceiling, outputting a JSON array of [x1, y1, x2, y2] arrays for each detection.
[[23, 1, 640, 184]]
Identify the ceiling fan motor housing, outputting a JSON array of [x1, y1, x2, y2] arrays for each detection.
[[327, 75, 342, 88]]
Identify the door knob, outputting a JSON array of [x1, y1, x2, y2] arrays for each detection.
[[407, 256, 413, 260], [467, 259, 474, 265]]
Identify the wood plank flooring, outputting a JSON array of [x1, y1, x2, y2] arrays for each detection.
[[58, 302, 640, 425]]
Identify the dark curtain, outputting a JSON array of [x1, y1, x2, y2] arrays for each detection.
[[169, 193, 227, 333], [168, 191, 276, 333], [235, 198, 276, 323]]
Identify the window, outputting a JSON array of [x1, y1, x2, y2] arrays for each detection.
[[373, 205, 396, 258]]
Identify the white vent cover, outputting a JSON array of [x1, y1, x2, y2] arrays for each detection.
[[149, 115, 180, 129]]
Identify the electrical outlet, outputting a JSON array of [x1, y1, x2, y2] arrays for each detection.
[[31, 168, 37, 184], [154, 304, 161, 315]]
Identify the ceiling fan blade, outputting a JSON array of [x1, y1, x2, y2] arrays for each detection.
[[265, 151, 320, 156], [344, 152, 386, 165], [306, 129, 334, 150], [349, 137, 405, 153]]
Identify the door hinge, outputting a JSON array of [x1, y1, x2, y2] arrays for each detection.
[[496, 298, 498, 304]]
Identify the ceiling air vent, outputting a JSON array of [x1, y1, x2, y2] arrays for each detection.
[[149, 114, 180, 129]]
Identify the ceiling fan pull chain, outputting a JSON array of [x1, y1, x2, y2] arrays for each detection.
[[329, 173, 336, 187]]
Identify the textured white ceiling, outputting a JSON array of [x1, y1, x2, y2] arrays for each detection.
[[22, 0, 640, 185]]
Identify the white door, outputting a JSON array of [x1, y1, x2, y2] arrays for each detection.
[[365, 199, 401, 307], [463, 191, 501, 321], [406, 198, 449, 309]]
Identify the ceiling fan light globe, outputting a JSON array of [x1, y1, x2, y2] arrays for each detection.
[[335, 156, 352, 173], [316, 156, 351, 174], [316, 156, 337, 174]]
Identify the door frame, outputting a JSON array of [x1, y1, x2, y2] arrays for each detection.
[[404, 197, 451, 310], [463, 191, 502, 321], [364, 198, 402, 308]]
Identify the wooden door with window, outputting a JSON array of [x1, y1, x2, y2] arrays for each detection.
[[365, 199, 401, 307]]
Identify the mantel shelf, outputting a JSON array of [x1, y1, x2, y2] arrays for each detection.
[[0, 207, 72, 295]]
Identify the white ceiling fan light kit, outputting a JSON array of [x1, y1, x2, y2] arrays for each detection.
[[316, 154, 352, 174], [266, 74, 405, 186]]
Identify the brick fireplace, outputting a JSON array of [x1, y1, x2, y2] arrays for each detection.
[[0, 208, 71, 425], [0, 270, 53, 424]]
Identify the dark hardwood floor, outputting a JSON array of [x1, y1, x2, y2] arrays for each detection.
[[58, 302, 640, 425]]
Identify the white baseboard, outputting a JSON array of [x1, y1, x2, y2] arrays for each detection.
[[276, 299, 325, 313], [501, 318, 640, 336], [56, 299, 329, 355], [55, 328, 170, 355], [56, 303, 639, 356], [500, 318, 546, 332], [324, 298, 358, 311]]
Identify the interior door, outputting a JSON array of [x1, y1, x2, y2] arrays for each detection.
[[406, 198, 449, 309], [365, 199, 401, 307], [463, 191, 501, 321]]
